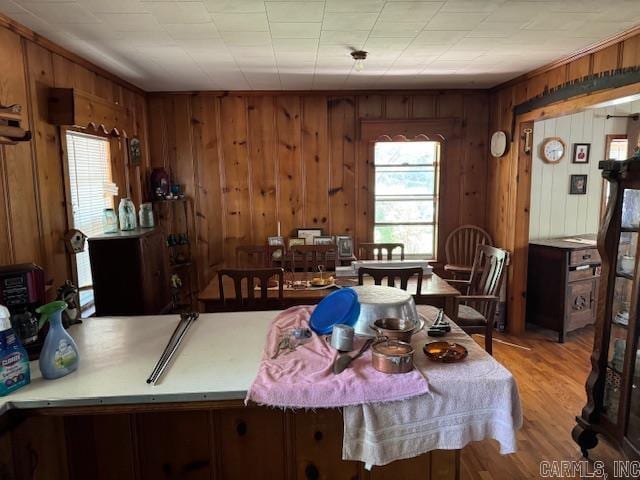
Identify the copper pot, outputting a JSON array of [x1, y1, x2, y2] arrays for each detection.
[[370, 317, 418, 343], [371, 339, 414, 374]]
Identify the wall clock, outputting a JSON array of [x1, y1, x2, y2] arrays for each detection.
[[541, 137, 566, 163], [490, 131, 507, 157]]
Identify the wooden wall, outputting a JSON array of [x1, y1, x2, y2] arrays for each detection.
[[147, 91, 490, 288], [486, 28, 640, 334], [0, 18, 149, 294]]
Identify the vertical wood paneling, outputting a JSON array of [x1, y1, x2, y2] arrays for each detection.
[[191, 95, 223, 279], [275, 95, 303, 236], [461, 94, 488, 226], [328, 96, 356, 236], [247, 96, 278, 241], [0, 29, 41, 265], [147, 96, 168, 169], [412, 94, 436, 118], [220, 95, 252, 256], [385, 94, 410, 119], [25, 40, 70, 288], [301, 96, 329, 229], [567, 55, 591, 81], [592, 44, 620, 74]]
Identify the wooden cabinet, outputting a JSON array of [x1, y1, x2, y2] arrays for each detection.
[[88, 228, 170, 316], [575, 158, 640, 459], [2, 405, 460, 480], [526, 236, 601, 342]]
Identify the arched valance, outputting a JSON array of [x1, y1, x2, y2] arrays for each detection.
[[360, 118, 460, 143]]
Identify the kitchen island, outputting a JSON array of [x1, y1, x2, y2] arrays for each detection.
[[0, 309, 507, 480]]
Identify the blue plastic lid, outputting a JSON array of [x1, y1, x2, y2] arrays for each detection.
[[309, 288, 360, 335]]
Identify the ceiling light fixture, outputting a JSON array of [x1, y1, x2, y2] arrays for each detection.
[[351, 50, 367, 72]]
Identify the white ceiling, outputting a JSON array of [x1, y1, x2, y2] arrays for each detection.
[[2, 0, 640, 91]]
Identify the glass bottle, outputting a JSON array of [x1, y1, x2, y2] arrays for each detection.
[[139, 203, 154, 228], [118, 198, 137, 231], [103, 208, 118, 234]]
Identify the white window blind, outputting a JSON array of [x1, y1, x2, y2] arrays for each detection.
[[65, 131, 114, 294], [373, 141, 440, 258]]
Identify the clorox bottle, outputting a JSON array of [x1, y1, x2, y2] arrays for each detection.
[[36, 301, 79, 379], [0, 304, 31, 395]]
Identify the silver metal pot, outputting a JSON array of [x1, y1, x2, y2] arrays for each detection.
[[349, 285, 420, 336]]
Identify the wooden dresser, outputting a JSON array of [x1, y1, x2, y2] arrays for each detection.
[[88, 228, 170, 316], [526, 235, 601, 342]]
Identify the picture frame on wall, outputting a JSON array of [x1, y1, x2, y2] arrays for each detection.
[[129, 137, 142, 166], [335, 235, 354, 258], [569, 174, 588, 195], [296, 228, 323, 245], [313, 236, 334, 245], [572, 143, 590, 164]]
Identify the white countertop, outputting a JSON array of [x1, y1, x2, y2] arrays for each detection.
[[1, 311, 276, 414]]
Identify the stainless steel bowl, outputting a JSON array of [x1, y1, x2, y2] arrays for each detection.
[[349, 285, 420, 336]]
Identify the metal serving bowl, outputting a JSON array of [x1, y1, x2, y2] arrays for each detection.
[[350, 285, 420, 336]]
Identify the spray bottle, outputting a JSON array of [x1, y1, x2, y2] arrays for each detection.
[[36, 301, 79, 379], [0, 305, 30, 395]]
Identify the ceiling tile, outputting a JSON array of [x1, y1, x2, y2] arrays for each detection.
[[164, 22, 220, 39], [412, 30, 466, 44], [370, 21, 425, 38], [272, 38, 318, 51], [96, 13, 163, 31], [440, 0, 503, 13], [378, 2, 443, 23], [319, 30, 369, 45], [322, 12, 378, 30], [82, 0, 150, 14], [0, 0, 25, 13], [21, 2, 101, 23], [211, 12, 269, 31], [325, 0, 384, 13], [148, 2, 211, 24], [203, 0, 265, 13], [270, 22, 321, 38], [221, 31, 272, 45], [425, 12, 488, 30], [266, 1, 324, 22]]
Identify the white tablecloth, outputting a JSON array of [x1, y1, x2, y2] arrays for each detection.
[[342, 306, 522, 467]]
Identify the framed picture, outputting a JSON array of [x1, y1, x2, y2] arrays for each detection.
[[570, 174, 588, 195], [296, 228, 323, 245], [335, 235, 354, 258], [313, 236, 334, 245], [129, 137, 142, 166], [268, 236, 284, 246], [288, 237, 306, 248], [572, 143, 590, 164]]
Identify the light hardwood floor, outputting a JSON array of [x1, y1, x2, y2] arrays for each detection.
[[461, 326, 622, 480]]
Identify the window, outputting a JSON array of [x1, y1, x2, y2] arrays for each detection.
[[374, 141, 440, 258], [65, 131, 115, 312]]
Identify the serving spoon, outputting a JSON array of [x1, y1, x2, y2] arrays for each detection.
[[333, 338, 375, 374]]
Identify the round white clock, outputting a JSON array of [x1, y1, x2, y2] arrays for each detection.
[[541, 137, 566, 163], [490, 131, 507, 157]]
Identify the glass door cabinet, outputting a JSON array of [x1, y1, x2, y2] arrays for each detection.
[[574, 157, 640, 458]]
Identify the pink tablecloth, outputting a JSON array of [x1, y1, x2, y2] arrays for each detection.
[[246, 306, 429, 408]]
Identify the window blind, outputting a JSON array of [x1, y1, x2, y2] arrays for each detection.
[[65, 131, 114, 291]]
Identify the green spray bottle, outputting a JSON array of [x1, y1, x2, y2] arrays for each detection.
[[36, 301, 79, 379]]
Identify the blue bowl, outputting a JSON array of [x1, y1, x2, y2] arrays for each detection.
[[309, 288, 360, 335]]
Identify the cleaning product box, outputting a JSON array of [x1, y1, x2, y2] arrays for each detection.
[[0, 305, 30, 395]]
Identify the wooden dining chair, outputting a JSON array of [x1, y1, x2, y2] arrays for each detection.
[[235, 245, 267, 267], [446, 245, 509, 355], [358, 243, 405, 261], [218, 268, 284, 311], [288, 245, 337, 272], [357, 267, 423, 294], [444, 225, 492, 279]]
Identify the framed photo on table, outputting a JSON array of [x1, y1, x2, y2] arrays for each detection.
[[288, 237, 306, 248], [572, 143, 590, 163], [268, 236, 284, 247], [335, 235, 354, 258], [313, 236, 334, 245], [296, 228, 323, 245]]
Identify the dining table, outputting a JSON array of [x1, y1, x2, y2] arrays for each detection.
[[198, 271, 460, 320]]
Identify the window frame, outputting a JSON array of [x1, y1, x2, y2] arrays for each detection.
[[372, 140, 441, 259], [60, 127, 115, 313], [601, 134, 629, 219]]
